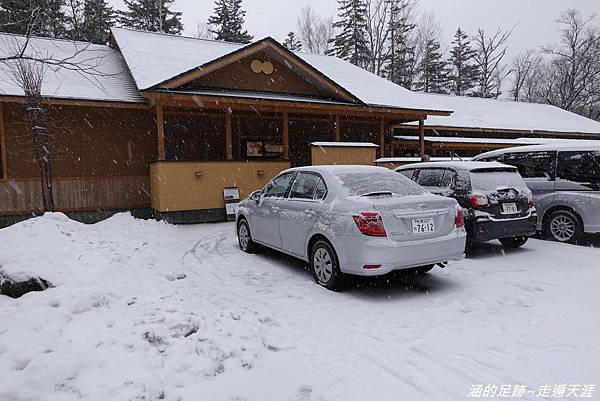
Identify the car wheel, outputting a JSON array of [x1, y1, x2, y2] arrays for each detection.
[[310, 240, 345, 291], [499, 236, 528, 248], [237, 219, 258, 253], [544, 210, 583, 244]]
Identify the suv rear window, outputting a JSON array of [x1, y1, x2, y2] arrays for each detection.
[[335, 171, 426, 197], [469, 170, 528, 192]]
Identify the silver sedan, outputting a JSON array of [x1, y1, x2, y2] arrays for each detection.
[[236, 165, 466, 290]]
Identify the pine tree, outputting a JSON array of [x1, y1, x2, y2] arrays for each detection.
[[327, 0, 370, 68], [118, 0, 183, 34], [208, 0, 253, 43], [385, 0, 416, 88], [416, 39, 451, 94], [283, 31, 302, 51], [78, 0, 114, 44], [0, 0, 67, 38], [448, 28, 480, 96]]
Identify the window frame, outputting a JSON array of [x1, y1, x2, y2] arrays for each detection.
[[287, 172, 328, 203], [262, 172, 297, 199]]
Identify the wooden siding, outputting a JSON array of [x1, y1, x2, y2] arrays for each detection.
[[0, 176, 150, 215]]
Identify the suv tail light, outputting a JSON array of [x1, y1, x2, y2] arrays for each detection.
[[352, 212, 387, 237], [469, 193, 490, 209], [527, 191, 535, 208], [455, 208, 465, 228]]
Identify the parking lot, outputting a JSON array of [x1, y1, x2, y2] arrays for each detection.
[[0, 214, 599, 401]]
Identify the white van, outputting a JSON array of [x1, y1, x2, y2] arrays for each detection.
[[474, 142, 600, 244]]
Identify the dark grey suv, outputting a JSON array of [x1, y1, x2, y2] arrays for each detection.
[[396, 161, 538, 250], [474, 143, 600, 244]]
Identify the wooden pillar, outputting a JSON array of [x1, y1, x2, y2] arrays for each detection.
[[379, 118, 385, 158], [156, 103, 165, 160], [282, 112, 289, 159], [0, 102, 7, 179], [335, 114, 341, 141], [418, 118, 425, 156], [225, 107, 233, 160]]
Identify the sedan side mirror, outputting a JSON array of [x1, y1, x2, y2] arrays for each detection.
[[250, 190, 261, 203]]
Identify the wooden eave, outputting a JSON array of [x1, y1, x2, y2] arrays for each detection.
[[393, 124, 600, 138], [142, 90, 450, 120], [0, 95, 149, 110]]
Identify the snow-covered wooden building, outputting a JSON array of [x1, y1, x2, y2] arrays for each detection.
[[389, 93, 600, 162], [0, 28, 450, 224]]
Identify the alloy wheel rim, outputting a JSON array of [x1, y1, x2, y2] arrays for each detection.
[[550, 216, 575, 241], [239, 224, 250, 249], [313, 248, 333, 283]]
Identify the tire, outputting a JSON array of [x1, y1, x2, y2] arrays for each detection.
[[310, 240, 345, 291], [499, 236, 529, 248], [544, 210, 583, 244], [237, 218, 258, 253]]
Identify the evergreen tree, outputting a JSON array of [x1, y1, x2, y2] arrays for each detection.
[[283, 31, 302, 51], [385, 0, 416, 88], [0, 0, 67, 38], [118, 0, 183, 34], [448, 28, 480, 96], [208, 0, 253, 43], [416, 38, 451, 94], [327, 0, 370, 68], [80, 0, 114, 44]]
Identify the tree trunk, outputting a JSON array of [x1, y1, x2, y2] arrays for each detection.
[[27, 100, 54, 212]]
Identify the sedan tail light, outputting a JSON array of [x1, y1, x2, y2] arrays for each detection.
[[455, 208, 465, 228], [352, 212, 387, 237], [469, 193, 490, 209]]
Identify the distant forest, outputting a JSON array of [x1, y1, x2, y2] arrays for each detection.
[[1, 0, 599, 120]]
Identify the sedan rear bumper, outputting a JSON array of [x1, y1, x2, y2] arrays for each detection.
[[469, 211, 538, 242], [334, 229, 466, 276]]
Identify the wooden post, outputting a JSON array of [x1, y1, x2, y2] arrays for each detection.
[[225, 107, 233, 160], [1, 102, 8, 179], [282, 112, 289, 159], [335, 114, 341, 141], [379, 118, 385, 158], [418, 119, 425, 156], [156, 103, 165, 160]]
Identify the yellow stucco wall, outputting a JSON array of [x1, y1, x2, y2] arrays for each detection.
[[311, 146, 377, 166], [150, 161, 291, 212]]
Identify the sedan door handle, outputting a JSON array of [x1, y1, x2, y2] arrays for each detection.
[[304, 210, 316, 217]]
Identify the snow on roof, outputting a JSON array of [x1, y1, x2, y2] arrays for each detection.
[[475, 141, 600, 160], [0, 32, 144, 103], [310, 142, 379, 148], [394, 135, 542, 145], [110, 28, 451, 113], [376, 157, 473, 163], [160, 88, 351, 105], [409, 93, 600, 135], [397, 160, 516, 171]]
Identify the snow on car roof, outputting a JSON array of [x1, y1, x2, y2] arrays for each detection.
[[0, 32, 144, 103], [376, 157, 473, 163], [310, 142, 379, 148], [110, 28, 451, 113], [405, 93, 600, 135], [291, 164, 390, 175], [396, 161, 516, 171], [475, 141, 600, 160]]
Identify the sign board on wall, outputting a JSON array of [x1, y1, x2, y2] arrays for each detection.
[[223, 187, 240, 220]]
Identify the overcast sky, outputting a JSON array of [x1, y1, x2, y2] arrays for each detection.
[[110, 0, 599, 59]]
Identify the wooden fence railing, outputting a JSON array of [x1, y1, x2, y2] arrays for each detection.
[[0, 176, 150, 215]]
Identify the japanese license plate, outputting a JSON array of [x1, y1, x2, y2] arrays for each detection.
[[502, 202, 518, 214], [412, 218, 435, 234]]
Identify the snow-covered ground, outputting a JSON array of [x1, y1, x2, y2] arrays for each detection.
[[0, 213, 598, 401]]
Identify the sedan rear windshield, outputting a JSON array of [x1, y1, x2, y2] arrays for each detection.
[[469, 169, 528, 192], [335, 171, 426, 197]]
